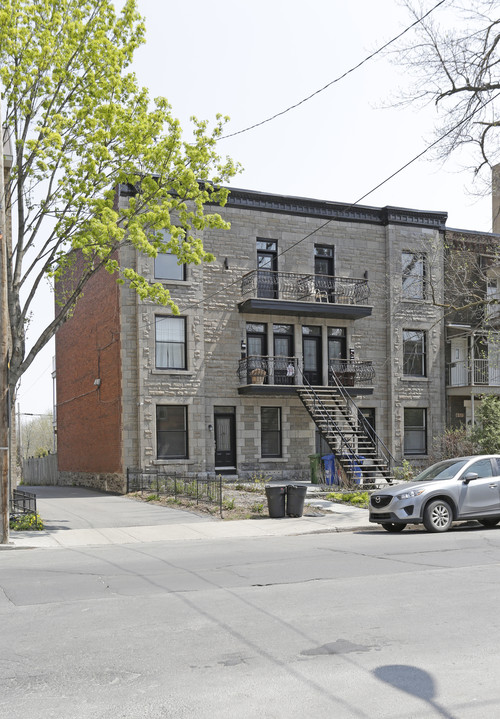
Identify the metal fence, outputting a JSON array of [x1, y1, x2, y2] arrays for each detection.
[[127, 469, 223, 517], [10, 489, 37, 517]]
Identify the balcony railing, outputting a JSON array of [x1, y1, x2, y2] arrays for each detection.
[[329, 360, 376, 386], [241, 270, 370, 305], [238, 356, 374, 387], [447, 359, 500, 387]]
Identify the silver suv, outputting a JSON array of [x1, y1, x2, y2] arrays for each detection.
[[370, 455, 500, 533]]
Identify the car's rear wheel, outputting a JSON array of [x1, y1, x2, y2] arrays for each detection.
[[478, 517, 500, 528], [382, 522, 406, 532], [423, 499, 453, 533]]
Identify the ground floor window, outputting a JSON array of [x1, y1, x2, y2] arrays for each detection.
[[261, 407, 282, 457], [404, 408, 427, 455], [156, 405, 188, 459]]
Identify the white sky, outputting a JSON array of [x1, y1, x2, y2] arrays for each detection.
[[17, 0, 494, 418]]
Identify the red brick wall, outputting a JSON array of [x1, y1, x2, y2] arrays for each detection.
[[56, 261, 122, 474]]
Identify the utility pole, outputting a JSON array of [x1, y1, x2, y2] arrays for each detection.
[[0, 97, 10, 544]]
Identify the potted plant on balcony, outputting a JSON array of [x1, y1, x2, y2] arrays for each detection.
[[250, 368, 267, 384]]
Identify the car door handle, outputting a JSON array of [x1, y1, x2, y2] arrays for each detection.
[[490, 484, 498, 489]]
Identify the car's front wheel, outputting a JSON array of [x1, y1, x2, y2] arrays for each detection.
[[423, 499, 453, 533], [478, 517, 500, 528], [382, 522, 406, 532]]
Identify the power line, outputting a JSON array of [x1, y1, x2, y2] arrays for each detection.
[[174, 90, 500, 315], [17, 361, 53, 398], [219, 0, 448, 141]]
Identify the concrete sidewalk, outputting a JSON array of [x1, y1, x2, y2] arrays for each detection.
[[4, 486, 372, 550]]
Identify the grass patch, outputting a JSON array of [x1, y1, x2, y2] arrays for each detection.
[[326, 491, 370, 509]]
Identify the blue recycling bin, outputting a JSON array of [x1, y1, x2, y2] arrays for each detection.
[[321, 454, 339, 486]]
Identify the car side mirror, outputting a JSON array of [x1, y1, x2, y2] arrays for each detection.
[[463, 472, 479, 484]]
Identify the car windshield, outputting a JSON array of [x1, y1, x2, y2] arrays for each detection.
[[414, 459, 469, 482]]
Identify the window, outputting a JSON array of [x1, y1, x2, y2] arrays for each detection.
[[155, 316, 186, 369], [467, 458, 494, 478], [273, 324, 294, 385], [404, 408, 427, 455], [157, 406, 188, 459], [261, 407, 282, 457], [403, 330, 426, 376], [315, 245, 335, 301], [154, 230, 185, 281], [256, 239, 278, 298], [487, 278, 500, 320], [402, 251, 426, 300]]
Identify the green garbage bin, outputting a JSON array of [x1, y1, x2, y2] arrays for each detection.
[[308, 453, 322, 484], [265, 485, 286, 518]]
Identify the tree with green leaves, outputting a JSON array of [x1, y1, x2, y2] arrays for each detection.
[[0, 0, 239, 542], [473, 394, 500, 454]]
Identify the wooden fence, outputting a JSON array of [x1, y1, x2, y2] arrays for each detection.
[[22, 454, 58, 485]]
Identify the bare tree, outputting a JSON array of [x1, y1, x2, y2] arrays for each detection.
[[393, 1, 500, 181], [21, 413, 53, 459]]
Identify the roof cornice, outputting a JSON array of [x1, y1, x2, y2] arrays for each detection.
[[223, 187, 448, 229]]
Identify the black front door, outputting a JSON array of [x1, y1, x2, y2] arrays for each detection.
[[214, 408, 236, 470], [246, 323, 267, 383], [328, 327, 347, 384], [303, 326, 322, 385], [314, 245, 335, 301], [273, 324, 294, 385], [360, 408, 376, 444], [257, 240, 278, 298]]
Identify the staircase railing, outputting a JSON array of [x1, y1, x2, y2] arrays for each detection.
[[328, 371, 395, 477], [296, 366, 364, 477]]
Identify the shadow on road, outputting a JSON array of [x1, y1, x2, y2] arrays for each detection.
[[373, 665, 456, 719]]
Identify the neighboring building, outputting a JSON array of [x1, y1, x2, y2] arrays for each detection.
[[445, 232, 500, 428], [442, 164, 500, 430], [55, 186, 449, 492]]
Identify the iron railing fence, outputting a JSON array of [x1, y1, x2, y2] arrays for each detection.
[[447, 359, 500, 387], [238, 356, 374, 387], [127, 470, 223, 517], [238, 355, 300, 385], [10, 489, 37, 517], [328, 359, 375, 387], [241, 270, 370, 305]]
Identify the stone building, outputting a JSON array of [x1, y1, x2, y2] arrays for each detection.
[[55, 186, 449, 492]]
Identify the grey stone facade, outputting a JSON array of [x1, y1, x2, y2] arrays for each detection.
[[118, 187, 448, 479]]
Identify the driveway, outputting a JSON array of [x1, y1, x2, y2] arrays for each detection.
[[21, 485, 215, 531]]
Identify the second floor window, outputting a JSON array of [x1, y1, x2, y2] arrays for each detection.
[[402, 251, 426, 300], [154, 231, 185, 281], [403, 330, 426, 376], [155, 316, 186, 369]]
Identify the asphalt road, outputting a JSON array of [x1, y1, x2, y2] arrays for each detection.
[[2, 525, 500, 718]]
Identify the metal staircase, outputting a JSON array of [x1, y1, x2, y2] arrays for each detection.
[[296, 374, 394, 486]]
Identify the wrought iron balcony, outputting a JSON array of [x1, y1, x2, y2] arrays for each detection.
[[329, 360, 376, 387], [237, 356, 375, 389], [447, 359, 500, 387], [238, 270, 372, 319], [238, 356, 300, 387]]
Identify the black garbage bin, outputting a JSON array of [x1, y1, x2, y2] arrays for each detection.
[[265, 485, 286, 518], [286, 484, 307, 517]]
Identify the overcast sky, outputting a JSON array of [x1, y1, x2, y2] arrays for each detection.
[[17, 0, 494, 419]]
